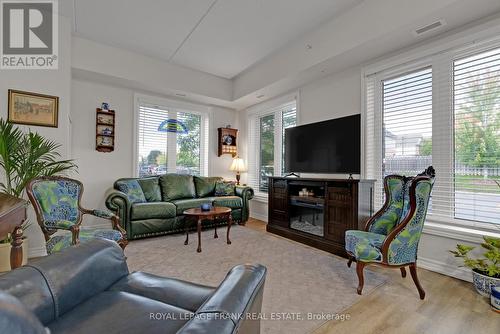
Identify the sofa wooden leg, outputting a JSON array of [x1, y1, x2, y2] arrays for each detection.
[[400, 267, 407, 278], [356, 261, 366, 295], [409, 263, 425, 300]]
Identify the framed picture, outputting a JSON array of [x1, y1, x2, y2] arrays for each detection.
[[8, 89, 59, 127]]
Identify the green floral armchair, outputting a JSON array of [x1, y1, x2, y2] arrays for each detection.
[[27, 176, 128, 254], [345, 166, 435, 299]]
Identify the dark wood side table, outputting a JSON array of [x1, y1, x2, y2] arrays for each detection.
[[183, 207, 232, 253], [0, 193, 28, 269]]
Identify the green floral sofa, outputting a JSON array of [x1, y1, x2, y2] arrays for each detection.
[[105, 174, 254, 240]]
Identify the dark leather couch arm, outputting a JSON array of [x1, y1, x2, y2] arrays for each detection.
[[235, 186, 254, 223], [105, 190, 132, 237], [178, 264, 266, 334]]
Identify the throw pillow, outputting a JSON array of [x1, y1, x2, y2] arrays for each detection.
[[214, 181, 236, 196], [160, 174, 196, 201], [115, 179, 146, 203], [194, 176, 223, 197], [138, 177, 162, 202]]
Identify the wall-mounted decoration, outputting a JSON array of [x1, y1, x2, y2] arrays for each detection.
[[218, 127, 238, 157], [96, 108, 115, 152], [7, 89, 59, 128], [158, 119, 188, 134]]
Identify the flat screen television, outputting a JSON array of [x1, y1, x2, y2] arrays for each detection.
[[284, 114, 360, 174]]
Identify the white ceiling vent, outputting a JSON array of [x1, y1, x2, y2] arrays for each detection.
[[413, 19, 446, 37]]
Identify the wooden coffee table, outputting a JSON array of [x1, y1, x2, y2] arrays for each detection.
[[183, 207, 232, 253]]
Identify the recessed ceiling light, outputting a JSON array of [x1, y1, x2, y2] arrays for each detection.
[[306, 44, 312, 50], [256, 94, 265, 99], [175, 93, 187, 97]]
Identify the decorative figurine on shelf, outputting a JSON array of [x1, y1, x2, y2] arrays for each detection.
[[201, 203, 212, 212], [101, 102, 110, 111], [102, 127, 112, 135]]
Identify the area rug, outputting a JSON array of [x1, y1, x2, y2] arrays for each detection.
[[125, 225, 387, 334]]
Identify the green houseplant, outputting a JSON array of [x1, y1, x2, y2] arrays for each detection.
[[0, 118, 76, 270], [451, 236, 500, 297]]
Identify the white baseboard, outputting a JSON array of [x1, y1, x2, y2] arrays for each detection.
[[250, 212, 268, 223], [418, 256, 472, 282]]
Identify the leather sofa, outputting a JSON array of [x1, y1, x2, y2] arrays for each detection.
[[105, 174, 254, 240], [0, 239, 267, 334]]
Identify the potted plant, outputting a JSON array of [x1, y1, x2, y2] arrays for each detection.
[[0, 119, 76, 270], [451, 236, 500, 297]]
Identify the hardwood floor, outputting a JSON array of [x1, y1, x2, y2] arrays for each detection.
[[245, 218, 500, 334]]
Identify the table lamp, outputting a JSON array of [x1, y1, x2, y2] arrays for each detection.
[[229, 157, 246, 185]]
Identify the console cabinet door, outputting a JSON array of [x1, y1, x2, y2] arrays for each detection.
[[324, 186, 353, 243], [269, 179, 289, 227]]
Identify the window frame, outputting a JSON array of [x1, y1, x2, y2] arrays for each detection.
[[363, 35, 500, 232], [133, 94, 210, 178], [246, 93, 299, 199]]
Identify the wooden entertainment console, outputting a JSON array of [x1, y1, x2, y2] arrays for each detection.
[[267, 177, 375, 257]]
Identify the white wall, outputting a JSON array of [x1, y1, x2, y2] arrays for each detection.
[[0, 16, 73, 257], [240, 66, 362, 221], [71, 78, 237, 228]]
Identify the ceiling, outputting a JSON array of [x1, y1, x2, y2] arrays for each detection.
[[67, 0, 363, 79], [65, 0, 500, 110]]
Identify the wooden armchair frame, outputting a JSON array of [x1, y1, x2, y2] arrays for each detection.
[[347, 170, 435, 300], [27, 176, 128, 250]]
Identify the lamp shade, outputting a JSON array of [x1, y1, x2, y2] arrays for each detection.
[[229, 157, 246, 172]]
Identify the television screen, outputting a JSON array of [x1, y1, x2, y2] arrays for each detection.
[[284, 114, 360, 174]]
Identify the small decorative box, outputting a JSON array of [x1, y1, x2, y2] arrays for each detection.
[[492, 286, 500, 313], [201, 203, 211, 212]]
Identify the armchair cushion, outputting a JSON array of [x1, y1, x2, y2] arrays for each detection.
[[47, 291, 191, 334], [213, 196, 243, 209], [115, 180, 146, 204], [109, 272, 215, 312], [214, 181, 236, 196], [131, 202, 177, 220], [46, 229, 124, 254], [345, 230, 385, 262], [91, 209, 115, 219], [30, 179, 80, 226], [194, 176, 223, 197], [160, 174, 196, 201], [137, 177, 162, 202]]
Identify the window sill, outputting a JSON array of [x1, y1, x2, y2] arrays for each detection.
[[423, 220, 500, 244]]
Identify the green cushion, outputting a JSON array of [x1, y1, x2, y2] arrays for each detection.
[[171, 198, 214, 215], [194, 176, 223, 197], [138, 177, 161, 202], [131, 202, 177, 220], [345, 230, 385, 262], [213, 196, 242, 209], [214, 181, 236, 196], [115, 179, 146, 203], [46, 229, 123, 254], [160, 174, 196, 201]]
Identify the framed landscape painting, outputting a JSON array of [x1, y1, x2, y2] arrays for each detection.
[[8, 89, 59, 127]]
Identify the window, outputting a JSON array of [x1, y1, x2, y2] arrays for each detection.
[[383, 68, 433, 179], [453, 48, 500, 224], [247, 99, 297, 196], [365, 40, 500, 229], [136, 98, 209, 177]]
